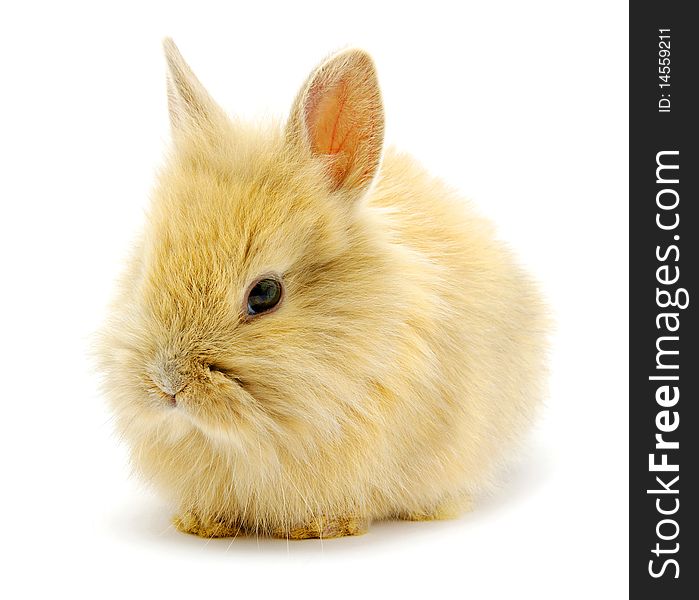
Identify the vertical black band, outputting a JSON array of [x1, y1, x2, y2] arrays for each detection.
[[630, 3, 697, 595]]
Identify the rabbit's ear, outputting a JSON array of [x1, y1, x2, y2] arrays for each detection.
[[287, 49, 384, 197], [163, 38, 226, 135]]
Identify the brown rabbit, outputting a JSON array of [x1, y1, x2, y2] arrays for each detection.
[[96, 39, 548, 539]]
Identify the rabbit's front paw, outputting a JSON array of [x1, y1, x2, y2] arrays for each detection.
[[274, 515, 369, 539], [173, 510, 244, 538]]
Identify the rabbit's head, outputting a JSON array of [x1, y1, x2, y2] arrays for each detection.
[[99, 40, 415, 462]]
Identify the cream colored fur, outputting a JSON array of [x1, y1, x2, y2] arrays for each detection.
[[96, 39, 548, 539]]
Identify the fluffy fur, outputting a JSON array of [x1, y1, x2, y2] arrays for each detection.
[[96, 39, 548, 539]]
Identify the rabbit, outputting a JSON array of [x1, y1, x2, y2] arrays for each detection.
[[96, 38, 548, 540]]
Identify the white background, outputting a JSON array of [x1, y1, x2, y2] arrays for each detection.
[[0, 1, 628, 598]]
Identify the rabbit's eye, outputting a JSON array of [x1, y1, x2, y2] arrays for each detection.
[[246, 277, 284, 317]]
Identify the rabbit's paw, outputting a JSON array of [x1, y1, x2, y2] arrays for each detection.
[[173, 510, 245, 538], [273, 515, 369, 539], [399, 494, 473, 521]]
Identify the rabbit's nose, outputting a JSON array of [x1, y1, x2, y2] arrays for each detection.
[[149, 357, 188, 400], [156, 375, 185, 397]]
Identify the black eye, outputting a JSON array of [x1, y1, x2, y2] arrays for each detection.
[[246, 277, 284, 316]]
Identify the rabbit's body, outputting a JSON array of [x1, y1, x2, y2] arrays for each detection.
[[97, 40, 546, 538]]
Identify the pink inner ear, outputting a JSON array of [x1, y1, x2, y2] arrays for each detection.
[[304, 74, 377, 192], [307, 79, 351, 155]]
